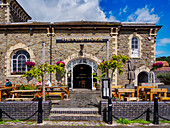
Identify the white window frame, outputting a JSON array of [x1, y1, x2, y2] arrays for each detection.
[[11, 50, 30, 74], [128, 33, 142, 58], [131, 37, 139, 58]]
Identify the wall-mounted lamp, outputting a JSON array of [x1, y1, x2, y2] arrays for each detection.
[[80, 44, 84, 51], [79, 44, 84, 56]]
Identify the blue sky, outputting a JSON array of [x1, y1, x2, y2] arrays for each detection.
[[17, 0, 170, 57]]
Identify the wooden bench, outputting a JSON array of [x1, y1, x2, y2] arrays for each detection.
[[47, 92, 65, 100], [159, 97, 170, 101], [124, 97, 139, 102], [6, 98, 33, 101]]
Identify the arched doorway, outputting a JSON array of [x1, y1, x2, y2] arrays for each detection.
[[138, 72, 148, 86], [73, 64, 92, 89], [66, 58, 98, 90]]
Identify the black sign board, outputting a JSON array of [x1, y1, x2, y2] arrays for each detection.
[[102, 78, 110, 99], [56, 37, 108, 43]]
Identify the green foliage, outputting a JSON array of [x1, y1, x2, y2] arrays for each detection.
[[131, 119, 152, 124], [12, 120, 22, 123], [157, 71, 170, 84], [160, 120, 170, 123], [95, 54, 129, 83], [98, 123, 103, 126], [117, 118, 131, 124], [156, 56, 170, 65], [117, 118, 152, 124], [19, 84, 37, 90], [22, 62, 65, 82], [98, 54, 129, 75], [92, 72, 106, 82], [27, 122, 35, 125], [0, 121, 6, 124]]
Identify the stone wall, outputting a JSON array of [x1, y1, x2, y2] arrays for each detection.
[[0, 29, 113, 84], [100, 100, 170, 121], [0, 101, 51, 120], [0, 27, 157, 86], [117, 30, 154, 86], [0, 7, 6, 22]]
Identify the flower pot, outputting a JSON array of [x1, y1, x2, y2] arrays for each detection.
[[96, 86, 100, 90]]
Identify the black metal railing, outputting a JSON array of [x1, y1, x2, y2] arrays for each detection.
[[106, 97, 170, 124], [0, 97, 43, 123]]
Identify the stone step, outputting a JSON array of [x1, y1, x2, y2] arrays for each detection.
[[50, 107, 99, 114], [49, 113, 101, 121]]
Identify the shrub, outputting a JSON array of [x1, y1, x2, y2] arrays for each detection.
[[156, 71, 170, 84], [19, 84, 37, 90]]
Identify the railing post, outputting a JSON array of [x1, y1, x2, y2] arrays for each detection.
[[38, 97, 43, 124], [153, 97, 159, 124], [0, 109, 2, 121], [146, 108, 150, 121], [108, 97, 112, 124]]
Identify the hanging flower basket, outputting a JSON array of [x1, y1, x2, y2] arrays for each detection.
[[25, 61, 36, 67], [56, 61, 65, 67], [152, 62, 163, 71]]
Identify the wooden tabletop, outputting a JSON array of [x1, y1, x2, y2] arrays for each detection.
[[116, 88, 135, 93], [11, 90, 41, 93], [144, 88, 167, 93]]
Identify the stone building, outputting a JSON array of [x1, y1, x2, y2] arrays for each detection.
[[0, 0, 162, 90]]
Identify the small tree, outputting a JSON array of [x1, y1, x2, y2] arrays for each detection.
[[97, 54, 129, 88], [22, 62, 65, 101]]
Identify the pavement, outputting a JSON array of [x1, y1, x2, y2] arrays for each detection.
[[0, 121, 169, 128], [53, 90, 100, 108]]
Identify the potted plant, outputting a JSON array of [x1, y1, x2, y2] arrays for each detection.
[[112, 92, 117, 101], [96, 83, 100, 90], [56, 61, 65, 67]]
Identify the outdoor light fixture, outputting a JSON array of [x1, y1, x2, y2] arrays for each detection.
[[80, 44, 84, 51], [79, 44, 84, 56]]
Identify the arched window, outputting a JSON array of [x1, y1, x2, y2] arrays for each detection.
[[11, 50, 30, 74], [131, 37, 139, 57]]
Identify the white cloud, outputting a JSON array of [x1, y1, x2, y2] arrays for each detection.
[[157, 38, 170, 46], [123, 5, 128, 13], [127, 5, 160, 23], [156, 51, 166, 55], [17, 0, 119, 22], [119, 5, 128, 15]]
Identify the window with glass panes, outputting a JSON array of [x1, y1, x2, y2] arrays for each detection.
[[131, 37, 139, 57], [12, 50, 30, 74]]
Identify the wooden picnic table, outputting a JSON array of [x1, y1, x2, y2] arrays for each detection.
[[10, 90, 41, 98], [0, 87, 13, 101], [115, 88, 135, 101], [144, 88, 167, 101], [136, 86, 157, 97], [37, 86, 69, 98]]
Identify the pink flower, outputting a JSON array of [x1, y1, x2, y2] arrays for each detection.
[[25, 61, 36, 66], [56, 61, 65, 67]]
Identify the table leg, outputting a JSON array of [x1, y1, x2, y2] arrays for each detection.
[[0, 90, 2, 101], [150, 92, 153, 101], [164, 92, 167, 97], [132, 92, 134, 97], [145, 91, 147, 101], [137, 88, 139, 97], [158, 93, 161, 97], [118, 93, 121, 101]]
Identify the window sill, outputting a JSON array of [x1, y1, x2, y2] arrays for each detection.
[[131, 57, 140, 59], [7, 75, 23, 77]]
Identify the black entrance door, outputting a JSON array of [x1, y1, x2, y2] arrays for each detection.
[[138, 72, 148, 86], [73, 64, 92, 89]]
